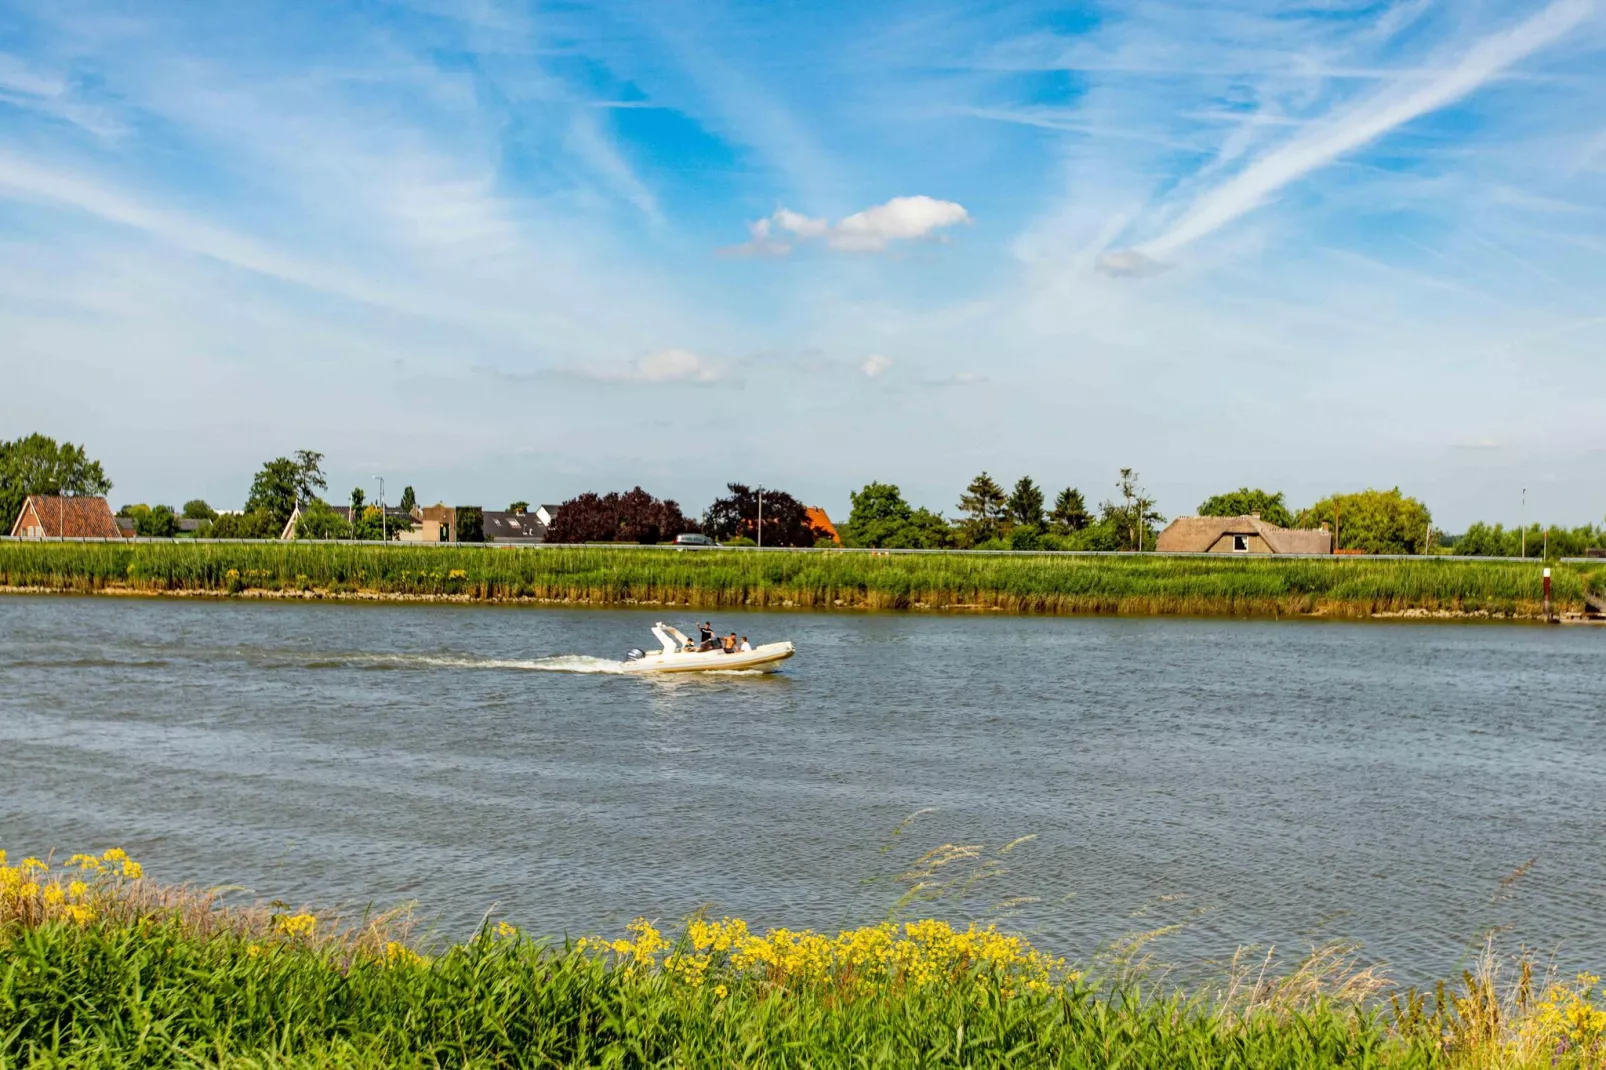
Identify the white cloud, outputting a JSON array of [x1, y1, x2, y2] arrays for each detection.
[[729, 195, 971, 255], [830, 196, 972, 252], [635, 348, 724, 382], [773, 207, 829, 238], [1094, 249, 1170, 277], [1134, 0, 1594, 263], [861, 353, 893, 377], [723, 215, 792, 256], [558, 348, 728, 383]]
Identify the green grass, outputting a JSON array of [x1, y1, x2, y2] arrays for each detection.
[[0, 541, 1599, 618], [6, 853, 1601, 1069], [0, 915, 1440, 1070]]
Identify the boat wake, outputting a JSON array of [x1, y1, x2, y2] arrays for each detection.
[[330, 653, 626, 674]]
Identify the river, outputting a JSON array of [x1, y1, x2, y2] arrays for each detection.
[[2, 594, 1602, 983]]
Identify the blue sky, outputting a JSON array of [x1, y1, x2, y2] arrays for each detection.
[[2, 0, 1603, 528]]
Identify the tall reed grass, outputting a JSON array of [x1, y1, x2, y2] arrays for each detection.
[[4, 849, 1602, 1068], [1, 541, 1597, 618]]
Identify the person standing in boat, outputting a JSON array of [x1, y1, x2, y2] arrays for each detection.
[[697, 622, 716, 651]]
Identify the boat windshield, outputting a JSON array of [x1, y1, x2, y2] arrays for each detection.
[[654, 623, 692, 653]]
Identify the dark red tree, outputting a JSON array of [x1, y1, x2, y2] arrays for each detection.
[[545, 487, 697, 544], [704, 483, 827, 547]]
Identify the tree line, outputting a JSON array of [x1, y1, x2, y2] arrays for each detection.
[[838, 469, 1164, 552], [543, 484, 830, 547], [5, 431, 1604, 556]]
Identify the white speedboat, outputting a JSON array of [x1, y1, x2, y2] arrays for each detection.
[[620, 623, 795, 674]]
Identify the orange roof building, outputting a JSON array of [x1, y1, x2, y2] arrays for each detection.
[[806, 506, 841, 546], [10, 495, 125, 539]]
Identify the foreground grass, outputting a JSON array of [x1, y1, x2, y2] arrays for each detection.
[[5, 852, 1605, 1068], [2, 541, 1600, 618]]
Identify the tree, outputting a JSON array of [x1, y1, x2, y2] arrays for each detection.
[[246, 451, 326, 527], [456, 506, 485, 543], [838, 483, 953, 550], [293, 451, 327, 503], [1007, 477, 1045, 529], [544, 488, 696, 544], [399, 485, 417, 514], [1297, 488, 1432, 555], [839, 482, 912, 547], [1108, 469, 1164, 552], [182, 499, 216, 520], [295, 501, 352, 540], [0, 433, 113, 530], [956, 472, 1007, 545], [508, 501, 529, 514], [352, 504, 410, 540], [704, 484, 825, 547], [1049, 488, 1090, 533], [1197, 487, 1294, 528], [207, 510, 280, 539], [132, 504, 179, 538], [350, 487, 366, 513]]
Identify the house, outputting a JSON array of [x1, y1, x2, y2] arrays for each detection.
[[1155, 515, 1332, 555], [482, 510, 548, 544], [805, 506, 841, 546], [10, 495, 124, 540], [414, 503, 457, 543]]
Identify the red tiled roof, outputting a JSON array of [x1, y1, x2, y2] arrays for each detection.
[[10, 496, 124, 539], [806, 506, 841, 546]]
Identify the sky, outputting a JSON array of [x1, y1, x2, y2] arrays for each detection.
[[2, 0, 1604, 529]]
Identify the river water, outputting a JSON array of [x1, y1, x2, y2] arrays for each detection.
[[2, 594, 1602, 983]]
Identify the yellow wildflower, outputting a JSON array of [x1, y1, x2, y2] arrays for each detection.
[[121, 860, 143, 880], [384, 941, 426, 968], [275, 913, 317, 939], [66, 854, 103, 872], [20, 857, 48, 873], [64, 904, 94, 925], [101, 848, 128, 864], [68, 881, 88, 899], [714, 984, 728, 999], [42, 884, 66, 907], [20, 882, 39, 897], [496, 921, 518, 938]]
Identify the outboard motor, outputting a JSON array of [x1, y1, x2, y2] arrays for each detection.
[[623, 648, 645, 661]]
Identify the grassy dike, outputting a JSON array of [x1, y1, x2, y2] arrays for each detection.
[[0, 540, 1600, 618], [6, 850, 1605, 1069]]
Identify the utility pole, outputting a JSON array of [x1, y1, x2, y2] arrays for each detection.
[[756, 486, 763, 549], [374, 477, 386, 542], [1520, 488, 1526, 558]]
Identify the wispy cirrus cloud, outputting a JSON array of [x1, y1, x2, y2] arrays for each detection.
[[1099, 0, 1596, 271]]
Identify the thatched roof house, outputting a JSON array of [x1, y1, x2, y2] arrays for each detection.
[[1155, 515, 1331, 555]]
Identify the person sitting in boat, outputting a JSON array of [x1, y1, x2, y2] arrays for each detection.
[[721, 632, 738, 654], [739, 636, 752, 652]]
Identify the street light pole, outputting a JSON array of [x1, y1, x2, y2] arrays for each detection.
[[1520, 487, 1526, 558], [756, 486, 763, 549], [374, 477, 386, 542]]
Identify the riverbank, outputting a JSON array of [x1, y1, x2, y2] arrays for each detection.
[[5, 850, 1601, 1068], [1, 541, 1598, 619]]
